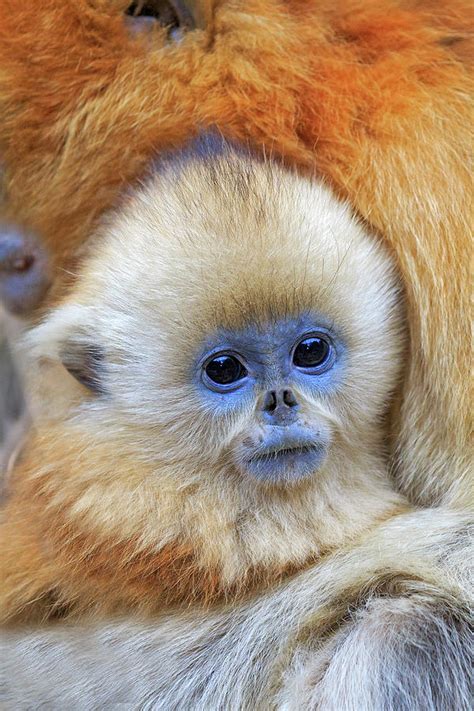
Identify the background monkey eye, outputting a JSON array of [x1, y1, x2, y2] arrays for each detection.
[[293, 335, 333, 372], [125, 1, 196, 35], [203, 355, 247, 389]]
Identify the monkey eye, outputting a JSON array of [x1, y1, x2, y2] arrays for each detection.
[[292, 335, 334, 373], [125, 1, 195, 37], [203, 354, 248, 390]]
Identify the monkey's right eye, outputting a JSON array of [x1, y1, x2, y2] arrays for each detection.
[[125, 1, 195, 37], [203, 355, 248, 390]]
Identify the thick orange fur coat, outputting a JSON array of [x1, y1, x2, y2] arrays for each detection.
[[0, 0, 472, 511]]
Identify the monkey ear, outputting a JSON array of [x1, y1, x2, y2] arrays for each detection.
[[59, 340, 106, 395], [27, 305, 106, 396]]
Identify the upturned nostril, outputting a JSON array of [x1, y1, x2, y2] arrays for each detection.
[[263, 391, 277, 412], [283, 389, 298, 407], [262, 389, 298, 415]]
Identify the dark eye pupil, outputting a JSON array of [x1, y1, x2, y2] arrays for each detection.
[[293, 337, 330, 369], [205, 356, 246, 385], [125, 1, 194, 32], [126, 1, 175, 22]]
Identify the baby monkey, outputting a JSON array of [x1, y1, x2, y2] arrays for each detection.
[[0, 137, 408, 618], [0, 140, 471, 710]]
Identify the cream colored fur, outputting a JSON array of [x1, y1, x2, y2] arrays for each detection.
[[1, 150, 471, 707], [20, 150, 405, 591]]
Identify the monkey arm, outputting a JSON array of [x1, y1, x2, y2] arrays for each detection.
[[280, 585, 472, 711], [1, 508, 471, 709], [276, 509, 473, 710]]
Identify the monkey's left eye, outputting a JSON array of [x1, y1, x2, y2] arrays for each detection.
[[125, 1, 195, 37], [292, 335, 335, 373], [203, 354, 248, 390]]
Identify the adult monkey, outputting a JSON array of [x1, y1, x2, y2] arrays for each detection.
[[0, 0, 471, 509]]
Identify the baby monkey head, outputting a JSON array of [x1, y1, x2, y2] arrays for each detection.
[[32, 142, 405, 494], [26, 142, 406, 593]]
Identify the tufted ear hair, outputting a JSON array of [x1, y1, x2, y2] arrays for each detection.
[[59, 340, 106, 395], [26, 304, 106, 396]]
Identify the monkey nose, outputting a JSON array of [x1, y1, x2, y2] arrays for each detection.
[[260, 388, 299, 425]]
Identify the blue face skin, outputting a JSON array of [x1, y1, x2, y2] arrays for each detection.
[[0, 225, 51, 315], [195, 314, 345, 484]]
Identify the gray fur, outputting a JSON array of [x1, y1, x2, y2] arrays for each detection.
[[1, 510, 472, 710], [281, 589, 473, 711], [0, 314, 25, 480]]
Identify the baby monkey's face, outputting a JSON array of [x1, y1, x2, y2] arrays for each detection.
[[24, 144, 406, 580], [195, 315, 340, 483], [31, 144, 404, 497]]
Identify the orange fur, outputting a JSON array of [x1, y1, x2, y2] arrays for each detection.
[[1, 442, 220, 620], [0, 0, 471, 508], [3, 431, 379, 621]]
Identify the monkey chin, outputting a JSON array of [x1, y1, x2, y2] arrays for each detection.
[[234, 426, 329, 484]]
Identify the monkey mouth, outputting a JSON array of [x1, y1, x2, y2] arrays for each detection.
[[243, 439, 328, 484], [251, 444, 319, 462]]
